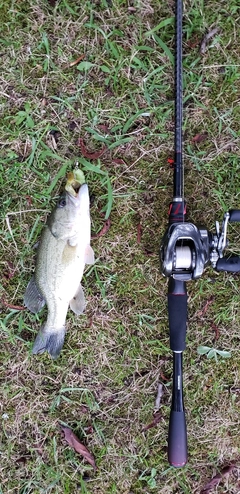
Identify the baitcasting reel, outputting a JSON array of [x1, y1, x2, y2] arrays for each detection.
[[161, 207, 240, 280]]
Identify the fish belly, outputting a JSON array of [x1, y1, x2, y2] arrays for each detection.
[[35, 226, 85, 329]]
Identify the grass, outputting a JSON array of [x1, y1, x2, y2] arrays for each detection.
[[0, 0, 240, 492]]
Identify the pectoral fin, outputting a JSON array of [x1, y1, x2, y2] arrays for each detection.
[[85, 245, 95, 265], [24, 276, 46, 314], [70, 284, 86, 315]]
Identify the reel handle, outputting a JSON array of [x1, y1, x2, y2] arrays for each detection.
[[216, 256, 240, 273], [216, 211, 240, 271], [229, 210, 240, 222]]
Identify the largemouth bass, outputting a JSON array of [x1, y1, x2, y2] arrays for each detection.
[[24, 179, 94, 358]]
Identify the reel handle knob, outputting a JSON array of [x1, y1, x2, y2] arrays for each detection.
[[216, 256, 240, 273], [229, 210, 240, 222]]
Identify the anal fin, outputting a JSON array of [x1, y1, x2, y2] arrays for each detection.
[[70, 284, 86, 315], [85, 245, 95, 265]]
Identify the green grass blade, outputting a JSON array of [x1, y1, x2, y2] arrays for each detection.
[[145, 17, 174, 37], [78, 158, 106, 175], [108, 137, 133, 150], [197, 346, 212, 355], [104, 174, 113, 219], [153, 34, 174, 64], [122, 109, 150, 135], [47, 163, 70, 193]]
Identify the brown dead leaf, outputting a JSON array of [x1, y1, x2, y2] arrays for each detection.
[[60, 424, 96, 469], [160, 371, 168, 381], [187, 35, 201, 49], [143, 247, 155, 256], [92, 218, 111, 239], [196, 296, 214, 317], [137, 224, 142, 244], [112, 158, 126, 165], [211, 322, 220, 341], [84, 425, 94, 435], [25, 195, 33, 206], [98, 124, 110, 133], [192, 133, 208, 144], [16, 455, 31, 464], [78, 138, 107, 160], [200, 464, 237, 493]]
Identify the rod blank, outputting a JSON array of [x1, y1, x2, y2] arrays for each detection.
[[174, 0, 183, 199]]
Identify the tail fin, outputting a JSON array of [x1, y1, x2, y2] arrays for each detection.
[[32, 326, 66, 358]]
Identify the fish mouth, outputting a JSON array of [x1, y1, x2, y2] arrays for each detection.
[[65, 170, 85, 198]]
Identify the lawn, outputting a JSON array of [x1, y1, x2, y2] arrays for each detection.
[[0, 0, 240, 493]]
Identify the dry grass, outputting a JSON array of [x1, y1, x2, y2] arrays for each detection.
[[0, 0, 240, 493]]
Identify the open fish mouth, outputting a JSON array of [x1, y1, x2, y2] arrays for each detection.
[[65, 170, 85, 197]]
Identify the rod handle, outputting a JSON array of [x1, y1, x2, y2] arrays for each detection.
[[168, 278, 187, 352], [216, 256, 240, 273], [168, 410, 188, 467], [229, 210, 240, 222]]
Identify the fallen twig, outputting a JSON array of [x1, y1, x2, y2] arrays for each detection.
[[68, 54, 85, 67], [154, 383, 164, 411], [1, 298, 26, 311]]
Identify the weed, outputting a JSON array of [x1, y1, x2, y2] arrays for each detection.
[[197, 345, 232, 361], [139, 467, 158, 489]]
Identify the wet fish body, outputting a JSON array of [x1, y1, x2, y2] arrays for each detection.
[[24, 183, 94, 358]]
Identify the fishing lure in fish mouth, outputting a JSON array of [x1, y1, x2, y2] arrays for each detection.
[[24, 170, 95, 358], [65, 169, 86, 197]]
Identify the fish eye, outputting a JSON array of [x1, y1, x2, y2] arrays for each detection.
[[58, 197, 67, 208]]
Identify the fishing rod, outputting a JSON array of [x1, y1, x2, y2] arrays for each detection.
[[160, 0, 240, 467]]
